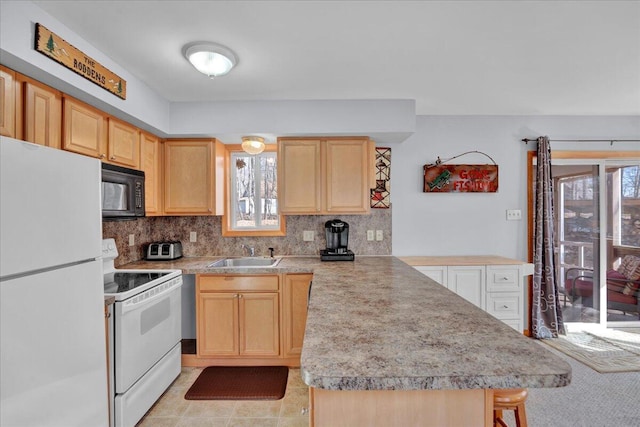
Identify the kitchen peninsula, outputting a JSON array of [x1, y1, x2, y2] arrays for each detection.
[[124, 255, 571, 426]]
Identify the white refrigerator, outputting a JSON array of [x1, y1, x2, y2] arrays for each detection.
[[0, 136, 109, 426]]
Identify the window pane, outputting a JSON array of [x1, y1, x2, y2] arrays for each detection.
[[231, 152, 279, 230]]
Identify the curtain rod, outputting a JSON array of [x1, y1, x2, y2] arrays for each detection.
[[521, 138, 640, 145]]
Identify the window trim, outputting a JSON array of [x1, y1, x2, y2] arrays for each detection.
[[221, 144, 286, 237]]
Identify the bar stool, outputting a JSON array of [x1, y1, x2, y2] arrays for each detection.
[[493, 388, 528, 427]]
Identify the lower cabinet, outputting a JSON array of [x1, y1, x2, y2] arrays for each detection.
[[414, 264, 524, 332], [196, 274, 280, 358], [283, 273, 313, 358], [194, 273, 312, 366]]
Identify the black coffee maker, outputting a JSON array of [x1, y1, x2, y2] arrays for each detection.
[[320, 219, 355, 261]]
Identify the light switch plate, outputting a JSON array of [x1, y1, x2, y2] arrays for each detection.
[[375, 230, 383, 241], [367, 230, 374, 241], [128, 234, 135, 246], [190, 231, 197, 242], [303, 230, 314, 241]]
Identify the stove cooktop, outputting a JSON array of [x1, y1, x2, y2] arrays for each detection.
[[103, 269, 182, 301], [104, 271, 171, 294]]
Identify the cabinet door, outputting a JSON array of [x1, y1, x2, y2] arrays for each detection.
[[239, 292, 280, 357], [0, 66, 16, 138], [164, 139, 223, 215], [414, 266, 447, 286], [140, 132, 163, 215], [325, 139, 371, 214], [164, 140, 212, 214], [447, 266, 485, 309], [278, 139, 322, 214], [283, 274, 313, 358], [21, 76, 62, 149], [107, 118, 139, 168], [197, 293, 239, 356], [62, 96, 107, 159]]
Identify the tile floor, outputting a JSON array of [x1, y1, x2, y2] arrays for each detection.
[[136, 367, 310, 427]]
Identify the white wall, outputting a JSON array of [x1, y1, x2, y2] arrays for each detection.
[[0, 1, 171, 136], [390, 115, 640, 260]]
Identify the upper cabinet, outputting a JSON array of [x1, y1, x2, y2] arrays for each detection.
[[140, 132, 163, 216], [107, 117, 140, 169], [62, 95, 107, 160], [17, 75, 62, 149], [0, 65, 16, 138], [278, 137, 373, 215], [164, 139, 224, 215]]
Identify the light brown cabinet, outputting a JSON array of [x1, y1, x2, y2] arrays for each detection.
[[278, 137, 373, 214], [0, 65, 16, 138], [140, 132, 163, 215], [282, 273, 313, 357], [164, 139, 224, 215], [16, 75, 62, 149], [62, 95, 107, 159], [196, 275, 280, 358], [107, 117, 139, 168]]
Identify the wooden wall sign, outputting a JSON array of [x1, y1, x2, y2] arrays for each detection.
[[423, 164, 498, 193], [35, 23, 127, 99]]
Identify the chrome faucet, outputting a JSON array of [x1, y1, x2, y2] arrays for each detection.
[[242, 244, 255, 257]]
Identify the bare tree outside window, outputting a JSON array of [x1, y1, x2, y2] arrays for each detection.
[[230, 152, 279, 230]]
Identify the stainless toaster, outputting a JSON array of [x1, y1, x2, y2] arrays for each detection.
[[146, 241, 183, 260]]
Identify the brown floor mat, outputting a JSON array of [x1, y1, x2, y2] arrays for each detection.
[[184, 366, 289, 400]]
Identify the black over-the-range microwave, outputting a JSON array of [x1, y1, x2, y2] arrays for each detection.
[[101, 163, 145, 220]]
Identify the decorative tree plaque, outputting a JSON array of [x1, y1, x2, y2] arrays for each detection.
[[35, 23, 127, 99]]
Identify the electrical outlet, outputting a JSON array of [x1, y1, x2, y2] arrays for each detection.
[[375, 230, 383, 241], [190, 231, 197, 242], [367, 230, 374, 241], [506, 209, 522, 221], [128, 234, 135, 246], [303, 230, 314, 241]]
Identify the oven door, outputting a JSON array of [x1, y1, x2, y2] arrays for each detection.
[[113, 278, 182, 394]]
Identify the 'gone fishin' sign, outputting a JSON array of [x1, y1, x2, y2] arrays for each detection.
[[423, 164, 498, 193]]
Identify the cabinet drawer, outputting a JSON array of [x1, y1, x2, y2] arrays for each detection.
[[486, 267, 522, 292], [486, 293, 522, 319], [198, 275, 279, 292]]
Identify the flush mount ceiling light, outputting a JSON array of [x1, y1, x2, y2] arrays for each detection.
[[241, 136, 266, 155], [183, 42, 237, 78]]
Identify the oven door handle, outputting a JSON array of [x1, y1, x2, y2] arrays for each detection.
[[120, 278, 182, 314]]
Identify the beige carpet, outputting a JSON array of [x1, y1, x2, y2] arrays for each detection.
[[542, 329, 640, 373]]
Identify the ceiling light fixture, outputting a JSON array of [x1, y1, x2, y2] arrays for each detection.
[[241, 136, 266, 155], [183, 42, 237, 78]]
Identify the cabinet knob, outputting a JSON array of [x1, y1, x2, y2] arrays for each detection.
[[99, 154, 106, 159], [110, 156, 116, 161], [233, 294, 239, 298], [238, 294, 243, 299], [502, 305, 509, 309]]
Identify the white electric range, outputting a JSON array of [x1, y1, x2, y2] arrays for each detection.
[[102, 238, 182, 427]]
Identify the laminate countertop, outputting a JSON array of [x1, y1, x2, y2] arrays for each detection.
[[122, 255, 571, 392]]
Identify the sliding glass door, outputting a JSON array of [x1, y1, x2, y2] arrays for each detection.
[[554, 162, 602, 325], [530, 154, 640, 329]]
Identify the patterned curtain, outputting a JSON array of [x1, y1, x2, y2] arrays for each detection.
[[532, 136, 565, 338]]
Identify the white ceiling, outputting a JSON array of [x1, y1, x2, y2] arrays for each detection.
[[32, 0, 640, 116]]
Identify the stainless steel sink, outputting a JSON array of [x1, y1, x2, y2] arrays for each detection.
[[207, 257, 282, 268]]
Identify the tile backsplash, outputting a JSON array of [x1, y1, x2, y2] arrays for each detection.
[[103, 209, 391, 267]]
